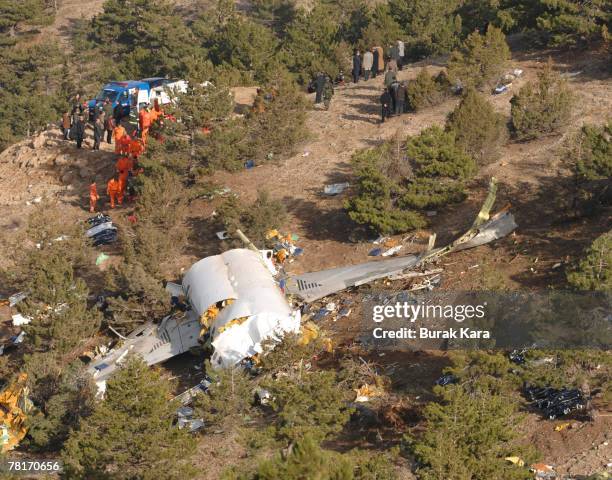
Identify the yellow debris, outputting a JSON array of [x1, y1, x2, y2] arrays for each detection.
[[275, 249, 288, 263], [218, 316, 248, 334], [298, 321, 320, 345], [0, 373, 32, 453], [505, 457, 525, 467], [554, 422, 571, 432], [266, 229, 280, 240], [354, 383, 385, 402]]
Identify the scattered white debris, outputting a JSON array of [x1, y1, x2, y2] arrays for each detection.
[[382, 245, 402, 257], [324, 182, 349, 195], [12, 314, 32, 327]]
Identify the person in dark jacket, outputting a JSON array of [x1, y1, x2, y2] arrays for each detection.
[[389, 81, 399, 114], [380, 89, 392, 123], [371, 47, 380, 78], [74, 115, 86, 149], [113, 103, 123, 123], [93, 117, 104, 150], [102, 98, 113, 140], [314, 72, 326, 104], [394, 82, 406, 115], [352, 50, 362, 84]]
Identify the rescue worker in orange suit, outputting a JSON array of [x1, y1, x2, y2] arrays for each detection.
[[118, 132, 131, 156], [89, 179, 99, 213], [129, 137, 144, 161], [107, 175, 121, 208], [113, 124, 126, 154], [139, 106, 152, 146], [115, 156, 133, 201]]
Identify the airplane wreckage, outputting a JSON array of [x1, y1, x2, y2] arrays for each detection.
[[89, 179, 517, 389]]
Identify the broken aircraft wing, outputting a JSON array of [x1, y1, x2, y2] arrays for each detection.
[[286, 180, 517, 303], [284, 255, 420, 303], [88, 310, 201, 386]]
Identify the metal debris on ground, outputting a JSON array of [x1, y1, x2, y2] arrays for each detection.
[[176, 406, 205, 433], [524, 384, 586, 420], [86, 213, 118, 246], [255, 387, 272, 406], [435, 373, 458, 387], [509, 349, 527, 364], [382, 245, 402, 257], [372, 235, 389, 245], [323, 182, 349, 195], [530, 463, 556, 479], [266, 229, 303, 265], [0, 373, 32, 452], [216, 231, 230, 240], [286, 178, 517, 302], [354, 383, 385, 403], [11, 314, 31, 326]]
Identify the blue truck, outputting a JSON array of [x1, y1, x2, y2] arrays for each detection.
[[88, 78, 187, 121]]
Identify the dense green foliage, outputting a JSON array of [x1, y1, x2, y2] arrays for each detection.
[[263, 369, 352, 443], [448, 25, 510, 91], [571, 122, 612, 182], [24, 360, 96, 451], [62, 356, 196, 479], [405, 354, 534, 480], [218, 190, 288, 248], [388, 0, 462, 58], [345, 141, 428, 235], [446, 88, 508, 165], [346, 126, 475, 234], [405, 69, 451, 111], [563, 122, 612, 215], [510, 62, 574, 140], [567, 231, 611, 290]]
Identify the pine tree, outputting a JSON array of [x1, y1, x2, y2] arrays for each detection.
[[62, 356, 196, 480], [567, 231, 611, 291], [89, 0, 200, 78], [406, 384, 532, 480], [448, 25, 510, 91], [510, 61, 574, 140], [0, 0, 49, 38], [533, 0, 611, 46], [402, 125, 476, 209], [406, 69, 451, 111], [263, 370, 352, 443], [249, 435, 354, 480], [387, 0, 462, 58], [446, 88, 508, 165], [283, 1, 347, 83]]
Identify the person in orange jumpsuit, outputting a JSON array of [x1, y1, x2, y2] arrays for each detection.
[[119, 133, 132, 156], [115, 156, 133, 200], [89, 179, 99, 213], [129, 137, 144, 160], [107, 175, 121, 208], [139, 106, 152, 146], [113, 124, 126, 154]]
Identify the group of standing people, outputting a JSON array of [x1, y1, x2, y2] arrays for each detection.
[[351, 40, 405, 84], [379, 67, 411, 123], [61, 93, 166, 213]]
